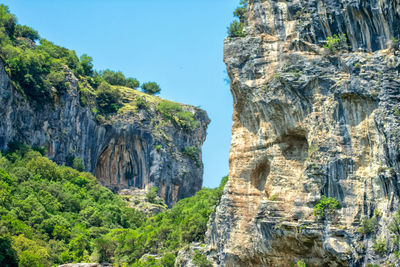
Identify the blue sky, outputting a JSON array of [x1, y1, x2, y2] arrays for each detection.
[[3, 0, 237, 188]]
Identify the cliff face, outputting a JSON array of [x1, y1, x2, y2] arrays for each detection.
[[207, 0, 400, 266], [0, 60, 209, 207]]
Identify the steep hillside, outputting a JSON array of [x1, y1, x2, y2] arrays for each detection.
[[206, 0, 400, 266], [0, 5, 209, 206], [0, 148, 226, 266]]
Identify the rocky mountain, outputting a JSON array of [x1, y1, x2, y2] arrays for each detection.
[[206, 0, 400, 266], [0, 58, 209, 207]]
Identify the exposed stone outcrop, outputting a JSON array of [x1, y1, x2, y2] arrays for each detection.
[[0, 60, 209, 207], [207, 0, 400, 266], [119, 188, 167, 216]]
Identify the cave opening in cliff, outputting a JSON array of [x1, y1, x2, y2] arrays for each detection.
[[280, 132, 309, 163]]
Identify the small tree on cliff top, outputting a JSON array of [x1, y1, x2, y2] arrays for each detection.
[[142, 82, 161, 95]]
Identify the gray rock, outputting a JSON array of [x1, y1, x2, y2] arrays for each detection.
[[0, 59, 209, 207]]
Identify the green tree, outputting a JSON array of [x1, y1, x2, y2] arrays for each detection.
[[101, 69, 126, 86], [12, 235, 50, 267], [228, 21, 245, 37], [80, 54, 94, 77], [228, 0, 247, 37], [0, 4, 16, 37], [0, 236, 19, 267], [142, 82, 161, 95], [146, 186, 159, 204], [126, 77, 140, 89], [72, 157, 85, 172]]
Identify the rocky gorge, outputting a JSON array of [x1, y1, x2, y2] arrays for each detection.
[[205, 0, 400, 266], [0, 58, 209, 207]]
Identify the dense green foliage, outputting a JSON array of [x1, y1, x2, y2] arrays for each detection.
[[158, 101, 199, 130], [228, 0, 247, 37], [0, 146, 228, 266], [0, 4, 90, 104], [95, 176, 228, 264], [142, 82, 161, 95], [0, 148, 145, 266], [313, 195, 340, 218]]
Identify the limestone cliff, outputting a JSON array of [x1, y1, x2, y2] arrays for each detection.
[[207, 0, 400, 266], [0, 59, 209, 207]]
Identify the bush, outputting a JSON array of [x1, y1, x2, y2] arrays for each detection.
[[373, 238, 387, 256], [358, 217, 378, 235], [145, 186, 159, 204], [72, 157, 85, 172], [158, 101, 198, 130], [183, 146, 198, 162], [313, 195, 340, 218], [142, 82, 161, 95], [323, 34, 348, 54], [95, 82, 122, 114], [297, 259, 307, 267], [193, 250, 212, 267]]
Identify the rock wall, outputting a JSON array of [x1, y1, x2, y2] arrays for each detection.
[[207, 0, 400, 266], [0, 60, 209, 207]]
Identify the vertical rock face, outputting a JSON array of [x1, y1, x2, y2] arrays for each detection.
[[207, 0, 400, 266], [0, 60, 209, 207]]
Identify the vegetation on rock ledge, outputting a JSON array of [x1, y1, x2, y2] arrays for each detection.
[[228, 0, 247, 38]]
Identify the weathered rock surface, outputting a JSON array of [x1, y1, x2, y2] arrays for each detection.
[[0, 59, 209, 207], [119, 188, 167, 215], [207, 0, 400, 266], [175, 242, 210, 267]]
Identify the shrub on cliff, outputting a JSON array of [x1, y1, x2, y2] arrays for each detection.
[[323, 34, 349, 54], [158, 101, 199, 130], [313, 195, 340, 218]]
